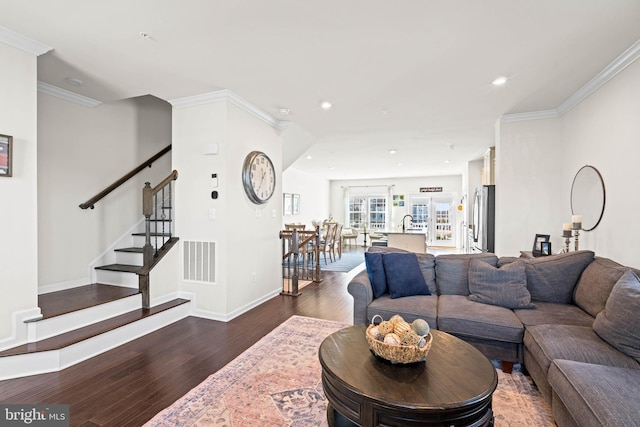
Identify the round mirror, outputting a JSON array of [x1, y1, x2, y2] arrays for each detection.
[[570, 165, 605, 231]]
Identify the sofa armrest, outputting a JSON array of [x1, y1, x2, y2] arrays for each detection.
[[347, 270, 374, 325]]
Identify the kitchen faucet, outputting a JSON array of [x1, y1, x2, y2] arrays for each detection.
[[402, 214, 413, 232]]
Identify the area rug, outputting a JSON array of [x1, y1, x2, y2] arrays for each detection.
[[318, 250, 364, 273], [145, 316, 555, 427]]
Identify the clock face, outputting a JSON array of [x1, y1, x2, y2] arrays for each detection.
[[242, 151, 276, 204]]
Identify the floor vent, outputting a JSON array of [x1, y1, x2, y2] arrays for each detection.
[[183, 241, 215, 283]]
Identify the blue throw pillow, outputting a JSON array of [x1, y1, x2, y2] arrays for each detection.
[[365, 252, 387, 299], [382, 253, 430, 299]]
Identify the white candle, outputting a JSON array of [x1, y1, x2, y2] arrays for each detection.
[[572, 215, 582, 224], [563, 223, 572, 231]]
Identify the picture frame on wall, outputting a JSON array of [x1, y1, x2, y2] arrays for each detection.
[[532, 234, 550, 256], [283, 193, 292, 215], [292, 194, 300, 215], [0, 134, 12, 177]]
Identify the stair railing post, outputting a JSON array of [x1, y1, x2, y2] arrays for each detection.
[[142, 182, 154, 269], [291, 229, 299, 295], [314, 225, 321, 282]]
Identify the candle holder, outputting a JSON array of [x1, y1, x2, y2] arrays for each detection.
[[573, 222, 582, 251], [562, 230, 572, 253]]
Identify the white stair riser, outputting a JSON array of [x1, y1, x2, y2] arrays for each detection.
[[0, 302, 191, 381], [95, 270, 139, 288], [115, 251, 143, 265], [27, 294, 142, 342]]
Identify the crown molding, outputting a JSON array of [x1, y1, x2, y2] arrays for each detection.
[[0, 25, 52, 56], [503, 38, 640, 123], [169, 89, 290, 131], [557, 38, 640, 115], [37, 81, 102, 108], [501, 109, 560, 122]]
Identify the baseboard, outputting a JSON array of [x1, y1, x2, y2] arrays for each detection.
[[191, 287, 281, 322], [0, 308, 42, 352], [38, 277, 90, 295]]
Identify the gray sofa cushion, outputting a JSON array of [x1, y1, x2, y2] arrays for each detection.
[[523, 251, 594, 304], [524, 324, 639, 376], [367, 294, 437, 329], [514, 301, 593, 327], [416, 253, 437, 294], [548, 360, 640, 427], [468, 259, 534, 309], [435, 253, 498, 296], [593, 270, 640, 363], [437, 295, 523, 343], [573, 257, 629, 317]]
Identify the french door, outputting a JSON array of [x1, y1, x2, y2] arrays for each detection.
[[410, 194, 455, 246]]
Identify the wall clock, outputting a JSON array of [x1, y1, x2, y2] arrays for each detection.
[[242, 150, 276, 204]]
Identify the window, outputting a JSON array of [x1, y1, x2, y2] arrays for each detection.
[[368, 197, 387, 229], [349, 195, 386, 229], [348, 196, 366, 228]]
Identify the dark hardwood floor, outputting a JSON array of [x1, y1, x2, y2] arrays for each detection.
[[0, 265, 362, 426]]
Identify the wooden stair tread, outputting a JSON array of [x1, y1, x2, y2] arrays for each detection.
[[38, 284, 141, 319], [114, 247, 144, 253], [0, 299, 190, 357], [95, 263, 141, 273]]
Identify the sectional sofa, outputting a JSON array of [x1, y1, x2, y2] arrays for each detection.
[[347, 246, 640, 427]]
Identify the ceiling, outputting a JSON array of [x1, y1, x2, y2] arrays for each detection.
[[2, 0, 640, 180]]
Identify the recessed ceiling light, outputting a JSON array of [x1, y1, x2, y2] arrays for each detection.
[[64, 77, 83, 87], [492, 76, 508, 86], [279, 108, 291, 115], [305, 155, 312, 160], [389, 149, 397, 154], [444, 160, 450, 164], [396, 162, 403, 166], [320, 101, 333, 110]]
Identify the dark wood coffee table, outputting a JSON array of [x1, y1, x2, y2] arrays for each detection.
[[319, 325, 498, 427]]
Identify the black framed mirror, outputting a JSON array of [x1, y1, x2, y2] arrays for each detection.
[[570, 165, 606, 231]]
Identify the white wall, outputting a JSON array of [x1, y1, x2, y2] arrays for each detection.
[[172, 97, 283, 319], [0, 43, 39, 340], [37, 94, 172, 289], [282, 167, 330, 229], [495, 57, 640, 266], [495, 117, 564, 257], [559, 57, 640, 267]]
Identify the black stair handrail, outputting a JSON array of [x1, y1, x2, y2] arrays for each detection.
[[79, 144, 172, 209]]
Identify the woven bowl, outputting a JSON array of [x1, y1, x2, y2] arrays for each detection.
[[366, 323, 432, 364]]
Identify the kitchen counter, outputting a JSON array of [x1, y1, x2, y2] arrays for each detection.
[[381, 230, 427, 253]]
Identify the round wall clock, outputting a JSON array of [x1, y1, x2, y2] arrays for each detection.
[[242, 150, 276, 204]]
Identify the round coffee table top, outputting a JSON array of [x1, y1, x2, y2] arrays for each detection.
[[319, 325, 497, 420]]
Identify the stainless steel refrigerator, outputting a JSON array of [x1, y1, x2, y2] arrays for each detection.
[[471, 185, 495, 253]]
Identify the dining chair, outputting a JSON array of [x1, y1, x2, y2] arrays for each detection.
[[334, 224, 343, 259], [320, 222, 337, 264]]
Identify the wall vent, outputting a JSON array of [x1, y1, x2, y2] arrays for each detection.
[[183, 241, 215, 283]]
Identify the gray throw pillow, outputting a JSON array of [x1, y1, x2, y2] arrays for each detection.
[[524, 250, 594, 303], [593, 270, 640, 363], [435, 253, 498, 296], [468, 259, 535, 309], [416, 253, 437, 294]]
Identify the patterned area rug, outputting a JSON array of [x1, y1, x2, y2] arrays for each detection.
[[145, 316, 555, 427]]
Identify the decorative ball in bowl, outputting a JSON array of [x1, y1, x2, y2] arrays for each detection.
[[366, 314, 432, 364]]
